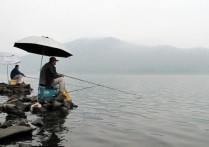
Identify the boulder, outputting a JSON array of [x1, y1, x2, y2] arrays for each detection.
[[6, 114, 19, 120], [60, 107, 69, 115], [54, 101, 63, 109], [31, 118, 43, 127], [22, 97, 32, 102], [55, 94, 65, 102], [0, 125, 32, 140], [32, 107, 47, 114], [0, 104, 3, 112], [3, 104, 16, 110], [15, 101, 28, 111], [16, 119, 30, 127], [3, 106, 26, 118], [30, 95, 38, 103], [0, 120, 13, 128]]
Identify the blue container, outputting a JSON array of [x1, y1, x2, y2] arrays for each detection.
[[38, 86, 58, 101]]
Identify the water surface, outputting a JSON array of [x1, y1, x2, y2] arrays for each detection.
[[1, 74, 209, 147]]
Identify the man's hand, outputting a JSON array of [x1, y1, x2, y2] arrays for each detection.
[[59, 74, 64, 77]]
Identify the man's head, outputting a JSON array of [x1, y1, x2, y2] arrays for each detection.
[[15, 65, 19, 69], [49, 57, 59, 65]]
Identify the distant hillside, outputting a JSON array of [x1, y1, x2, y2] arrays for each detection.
[[65, 37, 209, 74], [20, 37, 209, 74]]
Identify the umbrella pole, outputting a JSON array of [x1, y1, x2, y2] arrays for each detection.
[[40, 48, 45, 70], [7, 65, 9, 81], [38, 49, 45, 85], [40, 54, 44, 71]]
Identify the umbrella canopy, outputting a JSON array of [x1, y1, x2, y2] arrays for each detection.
[[0, 52, 21, 81], [14, 36, 72, 57], [0, 52, 21, 65]]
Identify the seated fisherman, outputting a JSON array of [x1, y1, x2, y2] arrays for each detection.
[[40, 57, 76, 106], [10, 65, 25, 83], [39, 56, 66, 93]]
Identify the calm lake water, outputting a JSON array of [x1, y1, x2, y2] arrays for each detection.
[[1, 74, 209, 147]]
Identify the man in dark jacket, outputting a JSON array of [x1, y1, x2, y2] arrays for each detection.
[[10, 65, 25, 83], [39, 57, 77, 106], [39, 57, 65, 92]]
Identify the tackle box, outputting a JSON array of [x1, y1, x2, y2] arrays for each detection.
[[38, 86, 58, 101]]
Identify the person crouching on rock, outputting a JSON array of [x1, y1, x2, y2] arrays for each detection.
[[10, 65, 25, 83]]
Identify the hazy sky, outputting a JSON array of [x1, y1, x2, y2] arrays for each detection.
[[0, 0, 209, 55]]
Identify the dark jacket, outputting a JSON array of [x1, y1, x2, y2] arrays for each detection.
[[39, 62, 61, 87], [10, 67, 24, 79]]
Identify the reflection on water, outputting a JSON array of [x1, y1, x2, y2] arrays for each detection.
[[35, 111, 68, 146], [1, 74, 209, 146]]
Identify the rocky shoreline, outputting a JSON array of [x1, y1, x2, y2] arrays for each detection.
[[0, 82, 33, 95], [0, 90, 77, 144]]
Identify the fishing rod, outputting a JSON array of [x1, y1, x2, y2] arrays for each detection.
[[24, 76, 38, 80], [64, 75, 142, 98]]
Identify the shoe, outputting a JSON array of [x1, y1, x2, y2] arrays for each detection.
[[62, 90, 72, 102]]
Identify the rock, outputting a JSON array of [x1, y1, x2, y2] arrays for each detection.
[[18, 143, 32, 147], [30, 95, 38, 103], [45, 99, 54, 104], [63, 100, 78, 109], [24, 84, 31, 89], [2, 104, 16, 116], [72, 102, 78, 108], [16, 119, 29, 127], [0, 104, 3, 112], [6, 98, 19, 104], [54, 101, 63, 109], [3, 106, 26, 118], [32, 107, 47, 114], [6, 114, 19, 120], [19, 82, 26, 88], [60, 107, 69, 115], [32, 118, 43, 127], [0, 83, 32, 95], [16, 110, 27, 118], [63, 100, 73, 109], [22, 97, 32, 102], [15, 101, 28, 111], [55, 94, 65, 102], [42, 103, 53, 110], [23, 102, 32, 111], [3, 104, 16, 110], [30, 102, 42, 111], [0, 125, 33, 140], [0, 120, 13, 128]]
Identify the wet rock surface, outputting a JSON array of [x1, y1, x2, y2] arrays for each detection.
[[0, 126, 33, 141], [0, 82, 33, 95], [0, 92, 78, 143]]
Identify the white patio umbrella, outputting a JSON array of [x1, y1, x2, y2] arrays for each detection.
[[0, 52, 21, 81]]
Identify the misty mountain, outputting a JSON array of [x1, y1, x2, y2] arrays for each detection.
[[65, 37, 209, 74], [20, 37, 209, 74]]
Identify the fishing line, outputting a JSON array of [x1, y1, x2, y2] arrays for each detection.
[[63, 75, 142, 98], [69, 85, 98, 93], [66, 83, 90, 88]]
